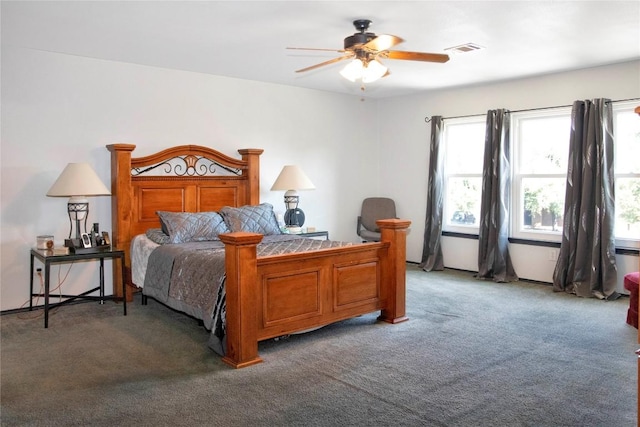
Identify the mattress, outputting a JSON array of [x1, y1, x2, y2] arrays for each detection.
[[130, 233, 160, 288]]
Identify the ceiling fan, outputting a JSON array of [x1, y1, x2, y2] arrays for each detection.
[[288, 19, 449, 84]]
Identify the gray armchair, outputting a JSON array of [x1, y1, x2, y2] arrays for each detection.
[[357, 197, 397, 242]]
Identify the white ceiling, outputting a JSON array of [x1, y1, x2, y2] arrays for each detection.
[[2, 1, 639, 99]]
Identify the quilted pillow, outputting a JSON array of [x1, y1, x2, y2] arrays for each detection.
[[156, 211, 230, 244], [220, 203, 282, 235], [145, 228, 170, 245]]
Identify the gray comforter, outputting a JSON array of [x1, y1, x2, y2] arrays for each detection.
[[143, 234, 352, 355]]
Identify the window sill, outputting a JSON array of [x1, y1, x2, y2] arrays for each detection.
[[441, 232, 638, 255]]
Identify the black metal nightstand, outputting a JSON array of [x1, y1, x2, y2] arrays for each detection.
[[29, 248, 127, 328]]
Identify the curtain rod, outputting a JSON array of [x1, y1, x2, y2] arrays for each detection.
[[424, 97, 640, 123]]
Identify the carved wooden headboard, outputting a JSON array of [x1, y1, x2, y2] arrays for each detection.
[[106, 144, 263, 300]]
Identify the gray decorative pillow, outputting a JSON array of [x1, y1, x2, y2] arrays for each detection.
[[145, 228, 170, 245], [156, 211, 230, 244], [220, 203, 282, 235]]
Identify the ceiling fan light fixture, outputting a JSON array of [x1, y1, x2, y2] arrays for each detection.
[[293, 19, 449, 83], [339, 58, 364, 82], [362, 59, 387, 83], [340, 58, 387, 83]]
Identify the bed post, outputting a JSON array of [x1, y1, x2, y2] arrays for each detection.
[[237, 149, 263, 205], [106, 143, 136, 302], [219, 232, 264, 368], [377, 219, 411, 324]]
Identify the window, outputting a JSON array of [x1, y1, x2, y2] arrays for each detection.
[[613, 101, 640, 248], [442, 116, 485, 233], [442, 101, 639, 247], [511, 108, 571, 242]]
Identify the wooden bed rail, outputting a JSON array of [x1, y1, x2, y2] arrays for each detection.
[[219, 218, 411, 369]]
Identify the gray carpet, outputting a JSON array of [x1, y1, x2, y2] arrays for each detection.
[[1, 265, 637, 426]]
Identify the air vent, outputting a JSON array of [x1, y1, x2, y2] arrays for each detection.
[[444, 43, 484, 54]]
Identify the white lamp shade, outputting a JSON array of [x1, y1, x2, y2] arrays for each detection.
[[340, 58, 387, 83], [270, 165, 315, 191], [339, 59, 364, 82], [362, 59, 388, 83], [46, 163, 111, 197]]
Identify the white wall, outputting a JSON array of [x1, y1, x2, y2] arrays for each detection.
[[1, 46, 380, 311], [2, 46, 638, 311], [378, 60, 640, 290]]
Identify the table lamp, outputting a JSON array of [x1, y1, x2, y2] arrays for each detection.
[[46, 162, 111, 247], [270, 165, 315, 231]]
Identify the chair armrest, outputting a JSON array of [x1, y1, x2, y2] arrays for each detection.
[[357, 216, 363, 236]]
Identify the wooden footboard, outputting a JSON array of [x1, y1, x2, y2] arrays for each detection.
[[219, 219, 410, 369]]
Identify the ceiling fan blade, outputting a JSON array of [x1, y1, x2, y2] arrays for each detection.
[[295, 54, 354, 73], [363, 34, 404, 52], [287, 47, 346, 53], [385, 50, 450, 63]]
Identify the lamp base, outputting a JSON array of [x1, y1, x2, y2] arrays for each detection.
[[68, 245, 112, 254], [64, 238, 82, 248], [284, 208, 305, 228], [285, 226, 302, 234]]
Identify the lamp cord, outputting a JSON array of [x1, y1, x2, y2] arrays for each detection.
[[18, 263, 73, 320]]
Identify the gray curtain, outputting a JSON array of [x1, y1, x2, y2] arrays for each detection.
[[420, 116, 444, 271], [552, 99, 618, 300], [477, 109, 518, 282]]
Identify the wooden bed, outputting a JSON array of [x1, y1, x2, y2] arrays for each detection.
[[106, 143, 410, 368]]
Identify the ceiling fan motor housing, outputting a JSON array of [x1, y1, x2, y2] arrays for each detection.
[[344, 19, 376, 51], [344, 32, 376, 50]]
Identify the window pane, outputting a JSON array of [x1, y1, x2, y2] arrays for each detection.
[[445, 177, 481, 227], [445, 122, 485, 173], [615, 177, 640, 240], [518, 116, 570, 174], [521, 178, 565, 233], [613, 104, 640, 245], [443, 117, 484, 233], [615, 111, 640, 174]]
